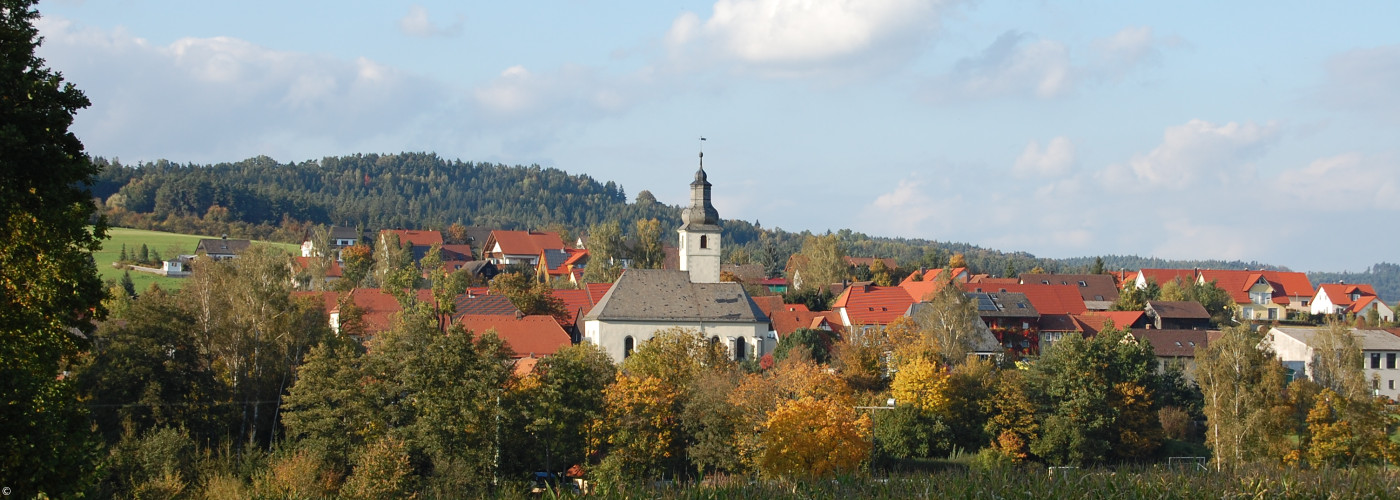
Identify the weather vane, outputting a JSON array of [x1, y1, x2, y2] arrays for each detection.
[[699, 137, 706, 167]]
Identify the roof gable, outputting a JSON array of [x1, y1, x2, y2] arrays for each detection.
[[486, 230, 566, 256]]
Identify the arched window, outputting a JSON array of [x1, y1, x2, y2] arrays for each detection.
[[734, 337, 747, 361], [710, 336, 720, 347], [699, 235, 708, 249], [624, 336, 634, 358]]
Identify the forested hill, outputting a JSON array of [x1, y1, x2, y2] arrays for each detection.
[[92, 153, 684, 232], [89, 153, 1395, 300]]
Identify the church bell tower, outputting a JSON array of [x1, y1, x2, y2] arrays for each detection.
[[679, 151, 721, 283]]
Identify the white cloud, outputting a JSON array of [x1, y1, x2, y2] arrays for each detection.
[[34, 16, 453, 163], [925, 31, 1072, 100], [863, 177, 961, 236], [666, 0, 955, 77], [398, 5, 464, 38], [926, 27, 1178, 102], [1090, 26, 1180, 81], [1319, 44, 1400, 125], [1014, 136, 1076, 177], [1273, 153, 1400, 211], [1101, 119, 1279, 190]]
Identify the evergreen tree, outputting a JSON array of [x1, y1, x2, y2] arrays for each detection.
[[1, 0, 107, 492], [119, 243, 128, 262], [120, 270, 136, 298], [138, 243, 149, 264]]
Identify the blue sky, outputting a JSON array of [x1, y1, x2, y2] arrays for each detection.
[[34, 0, 1400, 272]]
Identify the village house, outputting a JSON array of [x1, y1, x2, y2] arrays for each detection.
[[1268, 326, 1400, 400], [300, 225, 360, 259], [1311, 283, 1395, 323], [482, 230, 567, 267], [1020, 273, 1119, 311], [1144, 300, 1212, 330], [195, 237, 251, 261]]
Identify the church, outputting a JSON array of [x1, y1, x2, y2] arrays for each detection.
[[582, 154, 771, 363]]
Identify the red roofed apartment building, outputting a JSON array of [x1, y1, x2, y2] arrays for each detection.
[[1312, 283, 1395, 323]]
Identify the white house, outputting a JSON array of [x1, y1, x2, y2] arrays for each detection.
[[582, 157, 770, 363], [1311, 283, 1395, 323], [1268, 326, 1400, 400]]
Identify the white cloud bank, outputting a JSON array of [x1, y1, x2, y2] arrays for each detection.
[[36, 16, 454, 163], [666, 0, 957, 77], [1014, 136, 1076, 177], [398, 5, 464, 38]]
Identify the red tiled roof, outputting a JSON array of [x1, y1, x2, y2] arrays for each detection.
[[1316, 283, 1378, 308], [961, 283, 1087, 315], [970, 276, 1020, 285], [381, 229, 444, 247], [1135, 269, 1200, 287], [1198, 269, 1315, 305], [833, 284, 913, 326], [769, 305, 841, 337], [899, 267, 968, 286], [459, 314, 572, 358], [749, 295, 786, 318], [552, 283, 613, 326], [1351, 296, 1378, 314], [487, 230, 565, 256], [1038, 314, 1082, 332], [1076, 311, 1146, 335], [304, 288, 435, 335], [440, 244, 474, 260], [293, 256, 343, 277]]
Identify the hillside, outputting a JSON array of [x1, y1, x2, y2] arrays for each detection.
[[89, 153, 1396, 300]]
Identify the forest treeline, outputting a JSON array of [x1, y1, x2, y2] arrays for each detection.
[[89, 153, 1378, 291]]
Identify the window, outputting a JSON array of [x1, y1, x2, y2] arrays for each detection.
[[734, 338, 747, 361], [1078, 281, 1087, 287], [1389, 353, 1396, 369], [1041, 280, 1050, 285], [699, 235, 708, 249], [1372, 352, 1382, 369], [624, 336, 634, 358], [1268, 308, 1277, 320]]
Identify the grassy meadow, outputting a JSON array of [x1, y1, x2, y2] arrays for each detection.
[[93, 227, 299, 291]]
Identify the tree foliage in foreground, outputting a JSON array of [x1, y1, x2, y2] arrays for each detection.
[[1, 0, 106, 493]]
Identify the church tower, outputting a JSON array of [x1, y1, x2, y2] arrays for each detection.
[[679, 152, 721, 283]]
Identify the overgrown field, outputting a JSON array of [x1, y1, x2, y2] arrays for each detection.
[[93, 227, 298, 291], [503, 466, 1400, 500]]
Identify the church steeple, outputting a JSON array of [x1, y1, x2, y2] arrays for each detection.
[[679, 146, 721, 283], [681, 152, 720, 229]]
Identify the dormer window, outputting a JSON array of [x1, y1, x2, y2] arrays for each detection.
[[1078, 281, 1087, 287], [1041, 280, 1050, 285], [1351, 292, 1362, 301]]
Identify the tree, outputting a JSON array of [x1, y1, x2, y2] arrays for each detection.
[[891, 356, 951, 414], [1310, 319, 1368, 400], [338, 243, 374, 289], [1113, 278, 1160, 311], [1091, 257, 1106, 275], [757, 396, 871, 478], [582, 221, 625, 283], [489, 272, 568, 323], [948, 253, 968, 269], [1193, 324, 1289, 470], [793, 234, 846, 292], [1160, 278, 1234, 327], [1028, 326, 1160, 465], [631, 218, 666, 269], [902, 270, 985, 366], [516, 342, 616, 474], [773, 327, 838, 364], [984, 369, 1039, 461], [74, 288, 230, 445], [869, 258, 893, 286], [1, 0, 108, 492]]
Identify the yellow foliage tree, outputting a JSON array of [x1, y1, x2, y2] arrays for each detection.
[[890, 356, 951, 414], [1109, 381, 1163, 460], [758, 396, 871, 478], [730, 356, 855, 469], [594, 374, 680, 475]]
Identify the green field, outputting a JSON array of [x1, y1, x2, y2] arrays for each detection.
[[93, 227, 299, 292]]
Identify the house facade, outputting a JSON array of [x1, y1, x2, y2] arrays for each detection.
[[1269, 326, 1400, 400], [1312, 283, 1395, 322]]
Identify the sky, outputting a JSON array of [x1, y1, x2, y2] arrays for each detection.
[[32, 0, 1400, 273]]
